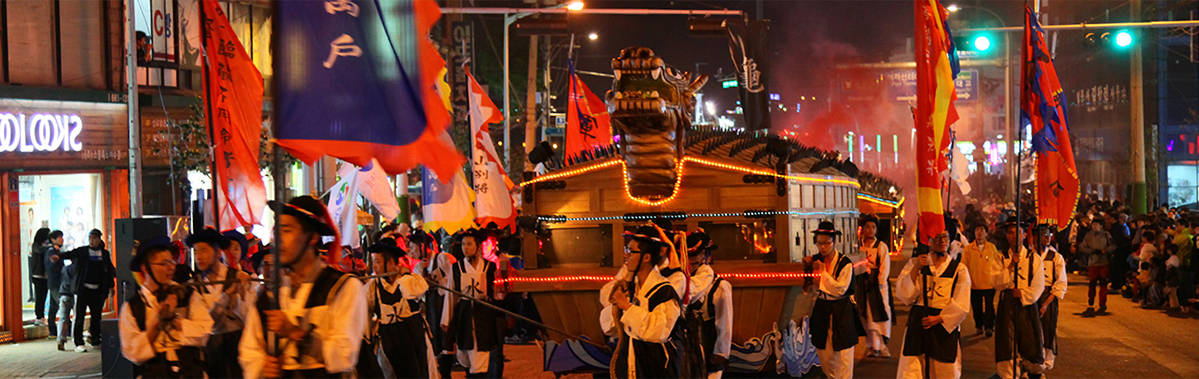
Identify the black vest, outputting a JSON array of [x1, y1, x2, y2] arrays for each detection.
[[126, 284, 205, 378], [902, 259, 963, 363], [254, 267, 354, 377]]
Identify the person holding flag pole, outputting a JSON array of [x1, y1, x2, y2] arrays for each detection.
[[910, 0, 962, 376]]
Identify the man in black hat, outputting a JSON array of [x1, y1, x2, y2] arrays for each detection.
[[366, 238, 437, 379], [602, 226, 685, 378], [684, 229, 732, 379], [895, 229, 972, 378], [409, 230, 456, 379], [1033, 224, 1067, 378], [993, 217, 1046, 379], [186, 227, 251, 379], [119, 236, 213, 378], [239, 196, 367, 378], [805, 220, 862, 379], [64, 229, 115, 352], [444, 229, 499, 378]]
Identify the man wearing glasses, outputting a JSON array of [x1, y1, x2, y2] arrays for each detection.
[[601, 225, 685, 378], [895, 230, 972, 378], [805, 221, 862, 379], [119, 236, 214, 378]]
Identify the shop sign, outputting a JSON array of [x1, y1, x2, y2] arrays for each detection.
[[0, 112, 85, 153]]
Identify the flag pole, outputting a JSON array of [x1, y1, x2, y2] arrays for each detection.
[[268, 0, 284, 360], [199, 0, 220, 230]]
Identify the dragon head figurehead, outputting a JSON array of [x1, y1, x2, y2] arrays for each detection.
[[606, 47, 708, 199]]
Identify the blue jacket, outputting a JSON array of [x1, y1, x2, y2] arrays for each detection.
[[44, 245, 64, 289]]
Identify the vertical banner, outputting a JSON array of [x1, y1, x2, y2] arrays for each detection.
[[467, 71, 515, 231], [448, 21, 475, 149], [914, 0, 959, 243], [726, 20, 771, 131], [201, 0, 266, 230], [1022, 7, 1079, 230]]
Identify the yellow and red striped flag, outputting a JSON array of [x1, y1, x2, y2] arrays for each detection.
[[914, 0, 960, 244]]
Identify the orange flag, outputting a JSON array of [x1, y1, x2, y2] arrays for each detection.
[[201, 0, 266, 230], [914, 0, 959, 244], [565, 60, 612, 160]]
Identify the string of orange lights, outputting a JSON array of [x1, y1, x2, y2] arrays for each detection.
[[492, 271, 827, 286], [519, 156, 866, 206]]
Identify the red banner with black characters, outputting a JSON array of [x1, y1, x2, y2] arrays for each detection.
[[201, 0, 266, 230]]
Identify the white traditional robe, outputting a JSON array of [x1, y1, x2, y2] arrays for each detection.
[[689, 264, 734, 379], [239, 271, 367, 378], [895, 257, 973, 379], [859, 239, 893, 350], [600, 267, 681, 378], [120, 283, 214, 366], [992, 246, 1047, 379]]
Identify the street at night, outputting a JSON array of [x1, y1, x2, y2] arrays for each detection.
[[1, 0, 1197, 378]]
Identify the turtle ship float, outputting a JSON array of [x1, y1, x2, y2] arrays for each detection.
[[510, 47, 904, 376]]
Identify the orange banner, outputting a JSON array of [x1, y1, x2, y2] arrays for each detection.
[[202, 0, 266, 230]]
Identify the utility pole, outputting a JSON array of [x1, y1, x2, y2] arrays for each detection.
[[127, 0, 142, 217], [1130, 0, 1147, 214], [524, 36, 540, 171]]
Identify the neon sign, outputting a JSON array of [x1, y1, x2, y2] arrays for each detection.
[[0, 113, 84, 152]]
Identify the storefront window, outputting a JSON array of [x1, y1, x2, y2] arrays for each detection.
[[1167, 164, 1198, 207], [20, 173, 105, 322]]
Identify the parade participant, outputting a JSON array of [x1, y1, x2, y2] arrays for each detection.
[[239, 196, 367, 378], [857, 215, 893, 357], [963, 223, 1001, 336], [993, 218, 1046, 379], [895, 230, 972, 379], [185, 227, 250, 378], [1079, 219, 1115, 312], [366, 238, 438, 379], [444, 229, 499, 378], [409, 229, 456, 379], [685, 229, 732, 379], [1034, 225, 1067, 378], [602, 226, 685, 378], [120, 236, 213, 378], [805, 220, 863, 379]]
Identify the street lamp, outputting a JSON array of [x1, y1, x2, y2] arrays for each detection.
[[566, 1, 584, 12], [588, 32, 598, 41]]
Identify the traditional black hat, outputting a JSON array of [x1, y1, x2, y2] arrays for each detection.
[[999, 215, 1029, 230], [368, 237, 407, 260], [222, 230, 249, 254], [859, 214, 880, 227], [453, 228, 483, 242], [408, 230, 437, 246], [623, 225, 664, 262], [268, 196, 337, 236], [131, 235, 176, 271], [186, 227, 231, 249], [685, 228, 714, 257], [811, 220, 842, 237]]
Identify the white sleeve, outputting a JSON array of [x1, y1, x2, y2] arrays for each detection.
[[1050, 253, 1068, 300], [179, 292, 215, 347], [398, 274, 430, 300], [818, 259, 852, 298], [877, 244, 891, 286], [618, 291, 680, 344], [939, 265, 973, 333], [992, 250, 1016, 291], [319, 278, 367, 374], [119, 302, 157, 365], [600, 304, 621, 337], [239, 291, 266, 379], [895, 259, 920, 306], [440, 265, 456, 329], [713, 280, 734, 358], [1022, 254, 1046, 306]]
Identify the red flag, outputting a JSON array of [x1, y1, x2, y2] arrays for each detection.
[[914, 0, 959, 244], [565, 61, 612, 159], [467, 71, 516, 231], [1022, 7, 1078, 230], [201, 0, 266, 230]]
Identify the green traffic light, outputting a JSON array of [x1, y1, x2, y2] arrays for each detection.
[[1115, 31, 1133, 47], [974, 35, 992, 51]]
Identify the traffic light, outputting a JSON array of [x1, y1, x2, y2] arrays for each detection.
[[955, 33, 996, 55], [1085, 30, 1135, 49]]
